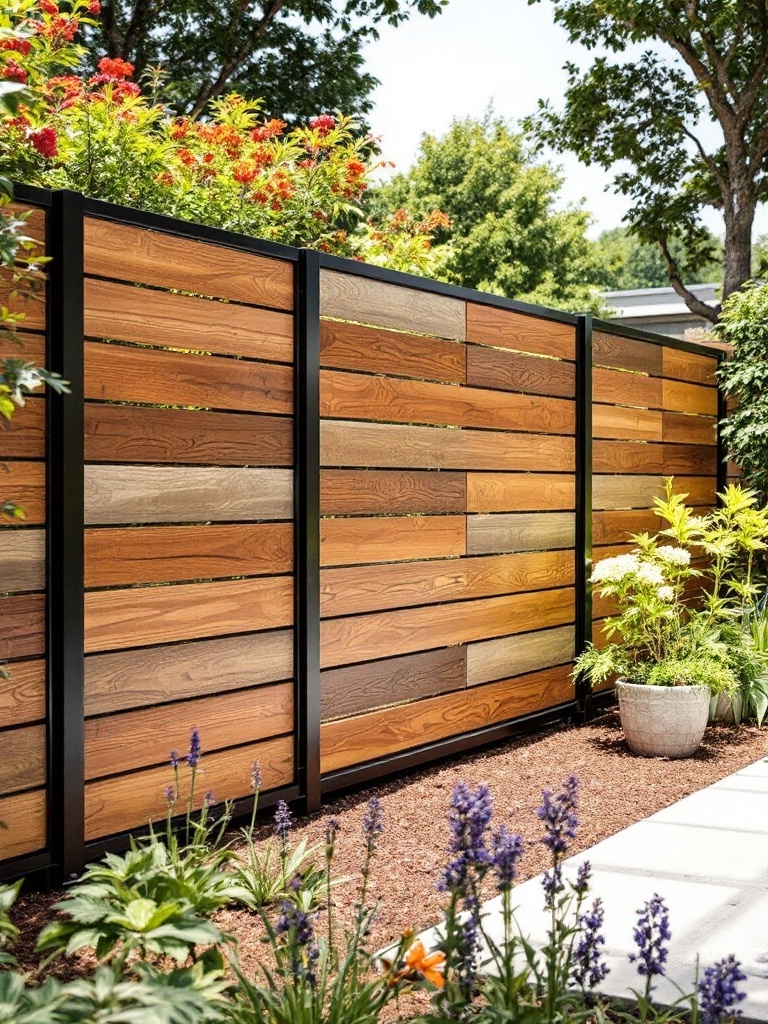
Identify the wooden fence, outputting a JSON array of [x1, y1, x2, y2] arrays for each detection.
[[0, 186, 724, 883]]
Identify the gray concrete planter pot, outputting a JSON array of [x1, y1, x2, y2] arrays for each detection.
[[616, 680, 710, 758]]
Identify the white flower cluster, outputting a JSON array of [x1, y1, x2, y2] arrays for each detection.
[[590, 553, 639, 583], [655, 545, 691, 566]]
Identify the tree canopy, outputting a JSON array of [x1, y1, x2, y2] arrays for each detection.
[[594, 226, 723, 292], [367, 112, 604, 312], [527, 0, 768, 323]]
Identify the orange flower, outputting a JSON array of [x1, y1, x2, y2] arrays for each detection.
[[404, 939, 446, 988]]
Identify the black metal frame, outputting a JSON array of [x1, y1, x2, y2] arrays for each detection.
[[574, 315, 594, 720]]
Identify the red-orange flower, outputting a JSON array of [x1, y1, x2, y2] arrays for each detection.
[[404, 939, 446, 988], [96, 56, 134, 80], [29, 126, 58, 158]]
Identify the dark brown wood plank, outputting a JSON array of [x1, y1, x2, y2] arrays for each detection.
[[0, 593, 44, 659], [85, 523, 292, 587], [593, 509, 664, 546], [592, 441, 717, 476], [320, 515, 466, 566], [661, 379, 718, 416], [0, 270, 45, 330], [467, 473, 574, 512], [466, 344, 575, 398], [0, 528, 44, 591], [662, 347, 718, 386], [85, 278, 294, 363], [321, 646, 467, 721], [84, 218, 294, 311], [84, 341, 292, 415], [85, 404, 293, 466], [466, 512, 574, 555], [662, 412, 718, 445], [0, 461, 44, 524], [320, 469, 466, 515], [0, 724, 45, 794], [0, 397, 45, 459], [0, 789, 46, 859], [593, 404, 663, 441], [593, 332, 662, 374], [0, 659, 45, 728], [593, 367, 661, 408], [319, 319, 465, 383], [466, 304, 574, 360]]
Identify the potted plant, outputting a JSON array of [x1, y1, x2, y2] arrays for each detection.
[[575, 480, 768, 757]]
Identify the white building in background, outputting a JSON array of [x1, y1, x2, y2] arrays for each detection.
[[599, 283, 720, 340]]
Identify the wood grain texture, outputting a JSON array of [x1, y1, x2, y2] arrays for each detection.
[[465, 304, 575, 360], [466, 344, 575, 398], [320, 369, 575, 435], [85, 575, 293, 653], [592, 440, 717, 476], [593, 404, 663, 441], [0, 461, 44, 524], [320, 586, 574, 668], [321, 420, 575, 472], [0, 528, 44, 591], [85, 682, 293, 779], [85, 404, 293, 467], [85, 734, 293, 841], [85, 278, 294, 363], [0, 270, 45, 329], [662, 412, 718, 445], [320, 270, 465, 339], [85, 523, 292, 586], [466, 512, 574, 555], [593, 509, 665, 546], [0, 397, 45, 459], [0, 724, 45, 794], [593, 332, 662, 374], [0, 593, 45, 659], [467, 473, 574, 512], [662, 347, 718, 386], [593, 368, 661, 409], [320, 319, 465, 383], [321, 647, 467, 721], [593, 474, 716, 511], [84, 218, 293, 310], [320, 664, 574, 772], [466, 624, 575, 686], [85, 341, 293, 415], [321, 469, 466, 515], [0, 659, 45, 728], [85, 630, 293, 716], [661, 379, 718, 416], [320, 549, 575, 618], [320, 515, 465, 567], [0, 788, 46, 859], [0, 331, 45, 365], [84, 465, 292, 525]]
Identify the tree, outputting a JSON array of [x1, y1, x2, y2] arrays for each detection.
[[367, 112, 604, 312], [87, 0, 448, 121], [528, 0, 768, 323], [594, 226, 723, 292]]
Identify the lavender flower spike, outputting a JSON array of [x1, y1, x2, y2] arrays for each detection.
[[572, 897, 610, 990], [492, 824, 523, 891], [169, 750, 180, 769], [629, 894, 671, 977], [187, 727, 201, 768], [163, 784, 175, 806], [439, 782, 493, 894], [536, 774, 579, 857], [363, 796, 384, 855], [698, 955, 747, 1024], [274, 799, 293, 844]]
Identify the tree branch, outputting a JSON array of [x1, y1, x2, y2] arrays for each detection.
[[658, 233, 720, 323], [679, 122, 728, 196]]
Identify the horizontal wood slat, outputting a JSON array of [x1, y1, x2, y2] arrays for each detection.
[[0, 724, 45, 794], [0, 461, 45, 524], [466, 344, 575, 398], [467, 624, 575, 686], [593, 475, 716, 511], [466, 512, 574, 555], [593, 509, 664, 546], [321, 646, 467, 721], [593, 332, 662, 374], [320, 270, 465, 339], [593, 368, 661, 409], [320, 549, 575, 618], [467, 473, 575, 512], [85, 278, 294, 363], [0, 593, 45, 659], [85, 734, 294, 841], [321, 469, 466, 515], [84, 465, 292, 524], [320, 515, 466, 567], [320, 319, 465, 384], [593, 404, 663, 441], [662, 347, 718, 386], [85, 341, 293, 415], [321, 420, 575, 472], [84, 218, 294, 310], [85, 630, 293, 716], [0, 397, 45, 459], [0, 789, 46, 860], [0, 659, 45, 728], [320, 586, 574, 668], [320, 664, 574, 773], [661, 379, 718, 416], [85, 683, 293, 780], [84, 575, 293, 653], [662, 412, 718, 445], [0, 528, 44, 591], [466, 304, 575, 360], [0, 271, 45, 330], [592, 441, 717, 476]]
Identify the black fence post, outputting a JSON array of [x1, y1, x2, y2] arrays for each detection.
[[574, 313, 594, 721], [47, 190, 86, 882], [716, 353, 728, 497], [295, 249, 321, 814]]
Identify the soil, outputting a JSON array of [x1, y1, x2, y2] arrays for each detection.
[[11, 709, 768, 997]]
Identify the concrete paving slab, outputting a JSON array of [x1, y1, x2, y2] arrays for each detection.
[[646, 787, 768, 833]]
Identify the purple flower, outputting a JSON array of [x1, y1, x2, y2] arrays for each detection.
[[163, 784, 175, 806], [630, 894, 671, 977], [439, 782, 493, 894], [275, 899, 319, 985], [572, 897, 610, 990], [274, 800, 293, 844], [204, 790, 215, 807], [455, 903, 480, 998], [169, 750, 180, 769], [362, 796, 384, 856], [325, 817, 340, 848], [574, 859, 592, 895], [187, 728, 201, 768], [536, 775, 579, 858], [492, 824, 523, 890], [542, 863, 563, 909], [251, 761, 262, 792], [698, 955, 747, 1024]]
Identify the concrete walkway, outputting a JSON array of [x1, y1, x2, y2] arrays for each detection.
[[476, 757, 768, 1020]]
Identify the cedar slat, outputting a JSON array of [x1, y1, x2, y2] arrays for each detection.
[[465, 344, 575, 398], [85, 523, 292, 587], [593, 404, 663, 441], [0, 270, 45, 330], [593, 474, 716, 511], [0, 724, 45, 794], [0, 461, 44, 524], [465, 304, 574, 360], [0, 593, 45, 659], [662, 347, 718, 386], [467, 624, 575, 686], [0, 397, 45, 459], [7, 203, 46, 240], [0, 789, 46, 860], [592, 441, 717, 476], [84, 342, 292, 415], [320, 515, 466, 567], [319, 270, 465, 339], [320, 549, 575, 618], [467, 473, 575, 512], [320, 586, 574, 668], [593, 332, 662, 374], [321, 469, 466, 515], [0, 659, 45, 728], [662, 412, 718, 445], [85, 683, 293, 779], [320, 664, 574, 773], [321, 647, 467, 721], [661, 379, 718, 416], [593, 509, 664, 546], [320, 370, 575, 435], [85, 630, 292, 715], [84, 218, 293, 310], [319, 319, 465, 383], [0, 331, 45, 364], [0, 528, 44, 591], [466, 512, 574, 556], [321, 420, 575, 472], [593, 367, 662, 409], [85, 734, 293, 841], [84, 465, 292, 525], [85, 278, 294, 362], [85, 574, 293, 653], [85, 404, 293, 467]]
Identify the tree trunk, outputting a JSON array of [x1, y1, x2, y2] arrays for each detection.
[[722, 195, 755, 303]]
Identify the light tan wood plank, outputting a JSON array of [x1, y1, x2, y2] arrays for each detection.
[[0, 659, 45, 728], [0, 528, 44, 591], [593, 332, 662, 374], [467, 473, 574, 512], [0, 461, 44, 524], [466, 304, 575, 360], [593, 404, 663, 441], [662, 412, 718, 445], [662, 347, 718, 386], [466, 512, 574, 555], [0, 724, 45, 795], [593, 367, 661, 409], [320, 318, 465, 383], [593, 475, 716, 511], [84, 465, 292, 525], [661, 379, 718, 416], [320, 515, 465, 567], [321, 469, 466, 515], [0, 788, 46, 859], [467, 624, 575, 686]]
